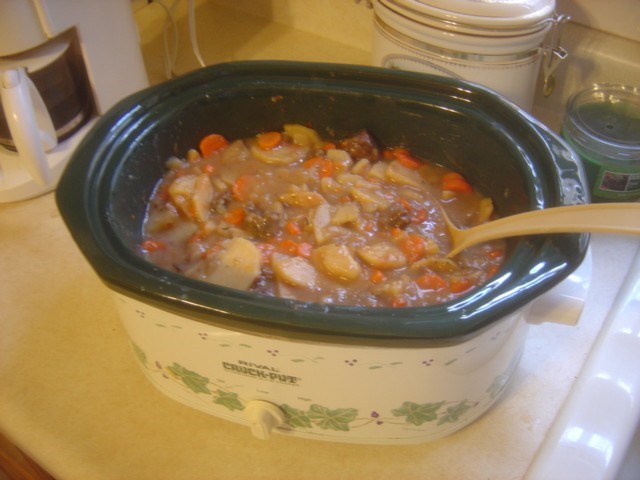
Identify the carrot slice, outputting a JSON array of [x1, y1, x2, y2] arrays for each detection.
[[140, 239, 166, 253], [303, 156, 320, 168], [256, 131, 282, 150], [390, 227, 404, 238], [370, 269, 386, 284], [398, 198, 413, 212], [416, 273, 447, 290], [304, 156, 334, 178], [394, 150, 421, 170], [318, 159, 334, 178], [199, 133, 228, 157], [411, 208, 428, 224], [382, 148, 395, 160], [399, 234, 426, 262], [391, 295, 408, 308], [279, 238, 299, 255], [285, 220, 302, 235], [442, 172, 473, 193], [449, 276, 472, 293], [223, 206, 245, 225], [486, 264, 500, 276], [232, 175, 254, 202]]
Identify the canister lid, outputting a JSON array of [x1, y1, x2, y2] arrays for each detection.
[[564, 84, 640, 162], [379, 0, 556, 31]]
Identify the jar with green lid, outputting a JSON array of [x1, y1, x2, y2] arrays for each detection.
[[562, 83, 640, 202]]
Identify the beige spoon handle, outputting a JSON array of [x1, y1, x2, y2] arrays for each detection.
[[448, 203, 640, 257]]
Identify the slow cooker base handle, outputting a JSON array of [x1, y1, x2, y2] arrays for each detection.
[[524, 247, 592, 326]]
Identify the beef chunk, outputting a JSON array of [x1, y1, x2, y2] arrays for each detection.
[[337, 130, 380, 161]]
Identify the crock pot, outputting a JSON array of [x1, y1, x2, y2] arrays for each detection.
[[56, 61, 589, 444]]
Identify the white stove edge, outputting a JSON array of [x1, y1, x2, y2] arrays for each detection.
[[526, 241, 640, 480]]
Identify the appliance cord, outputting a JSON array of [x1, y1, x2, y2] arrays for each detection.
[[188, 0, 207, 68], [149, 0, 180, 78], [147, 0, 207, 77]]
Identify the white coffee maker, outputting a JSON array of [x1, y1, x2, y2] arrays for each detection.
[[0, 0, 149, 203]]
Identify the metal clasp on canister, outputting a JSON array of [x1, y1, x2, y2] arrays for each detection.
[[542, 13, 571, 97]]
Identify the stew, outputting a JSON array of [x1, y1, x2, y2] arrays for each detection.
[[141, 125, 505, 307]]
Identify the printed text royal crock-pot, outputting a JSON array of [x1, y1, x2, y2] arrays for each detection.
[[56, 61, 589, 444]]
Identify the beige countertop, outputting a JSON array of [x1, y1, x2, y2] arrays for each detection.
[[2, 2, 640, 479], [2, 189, 638, 480]]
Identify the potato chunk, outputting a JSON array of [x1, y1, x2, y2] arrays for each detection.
[[349, 186, 390, 212], [283, 124, 323, 149], [310, 203, 333, 244], [474, 197, 494, 225], [205, 237, 262, 290], [312, 243, 362, 282], [272, 253, 318, 289], [279, 191, 326, 208], [250, 143, 309, 165], [385, 160, 425, 188], [168, 173, 214, 222], [357, 242, 407, 270], [331, 202, 360, 226], [220, 139, 251, 164], [326, 149, 354, 172]]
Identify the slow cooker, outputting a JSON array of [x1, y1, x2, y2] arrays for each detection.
[[56, 61, 589, 444]]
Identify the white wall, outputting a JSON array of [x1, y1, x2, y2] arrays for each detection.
[[556, 0, 640, 42], [205, 0, 640, 43], [204, 0, 374, 51]]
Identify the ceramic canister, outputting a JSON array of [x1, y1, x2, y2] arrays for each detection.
[[372, 0, 567, 111]]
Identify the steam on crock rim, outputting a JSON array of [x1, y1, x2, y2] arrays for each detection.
[[55, 60, 589, 343]]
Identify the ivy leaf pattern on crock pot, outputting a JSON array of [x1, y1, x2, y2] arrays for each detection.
[[280, 405, 313, 428], [132, 342, 147, 365], [437, 400, 473, 425], [166, 363, 211, 395], [131, 342, 508, 435], [486, 372, 510, 399], [391, 400, 481, 426], [391, 401, 445, 426], [213, 390, 244, 411], [306, 404, 359, 432]]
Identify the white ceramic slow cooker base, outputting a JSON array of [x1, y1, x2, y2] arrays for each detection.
[[115, 292, 528, 444], [111, 252, 591, 444]]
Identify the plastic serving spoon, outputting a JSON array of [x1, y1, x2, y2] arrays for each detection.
[[444, 202, 640, 257]]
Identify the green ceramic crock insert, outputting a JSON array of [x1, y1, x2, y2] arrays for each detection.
[[56, 61, 589, 343]]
